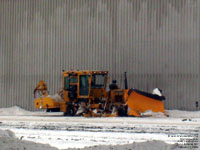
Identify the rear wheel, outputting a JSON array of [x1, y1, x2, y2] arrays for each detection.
[[46, 108, 60, 112], [117, 106, 127, 117], [64, 104, 75, 116]]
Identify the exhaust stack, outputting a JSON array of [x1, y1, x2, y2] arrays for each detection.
[[124, 72, 128, 89]]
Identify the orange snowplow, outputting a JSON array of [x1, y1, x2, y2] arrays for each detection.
[[33, 71, 166, 117]]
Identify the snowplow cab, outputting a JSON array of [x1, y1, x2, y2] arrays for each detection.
[[62, 70, 108, 104]]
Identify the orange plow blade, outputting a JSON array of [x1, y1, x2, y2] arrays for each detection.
[[124, 89, 165, 117]]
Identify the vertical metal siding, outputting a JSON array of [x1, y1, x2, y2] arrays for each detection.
[[0, 0, 199, 111]]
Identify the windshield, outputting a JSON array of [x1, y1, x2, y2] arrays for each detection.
[[79, 75, 90, 96], [91, 74, 106, 89]]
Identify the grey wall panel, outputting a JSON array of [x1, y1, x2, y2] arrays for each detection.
[[0, 0, 199, 111]]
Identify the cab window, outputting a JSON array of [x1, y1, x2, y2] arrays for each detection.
[[91, 74, 106, 89], [70, 77, 78, 83]]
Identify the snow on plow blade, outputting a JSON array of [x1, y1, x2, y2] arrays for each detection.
[[124, 89, 165, 117]]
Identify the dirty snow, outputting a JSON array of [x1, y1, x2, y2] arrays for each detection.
[[0, 106, 63, 116], [0, 129, 179, 150], [66, 141, 179, 150], [2, 106, 200, 118], [166, 110, 200, 118], [0, 129, 58, 150], [0, 106, 33, 116], [141, 110, 167, 118], [0, 106, 200, 150]]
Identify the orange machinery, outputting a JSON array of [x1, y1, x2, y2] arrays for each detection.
[[34, 70, 166, 117]]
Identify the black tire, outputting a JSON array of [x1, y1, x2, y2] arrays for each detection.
[[64, 104, 75, 116], [47, 108, 60, 112], [117, 106, 127, 117]]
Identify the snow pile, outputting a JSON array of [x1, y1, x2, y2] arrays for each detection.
[[0, 129, 59, 150], [0, 129, 15, 138], [0, 106, 63, 116], [141, 110, 167, 118], [166, 110, 200, 118], [0, 106, 34, 116], [0, 129, 180, 150], [67, 141, 179, 150]]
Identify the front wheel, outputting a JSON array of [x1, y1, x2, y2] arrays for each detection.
[[64, 104, 75, 116], [117, 106, 127, 117]]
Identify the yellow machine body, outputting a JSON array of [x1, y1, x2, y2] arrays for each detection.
[[34, 97, 60, 109], [33, 70, 166, 117]]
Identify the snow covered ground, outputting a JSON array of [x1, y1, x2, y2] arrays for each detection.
[[1, 106, 200, 118], [0, 106, 200, 150], [0, 129, 180, 150]]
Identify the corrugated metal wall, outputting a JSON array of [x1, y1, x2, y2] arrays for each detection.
[[0, 0, 199, 111]]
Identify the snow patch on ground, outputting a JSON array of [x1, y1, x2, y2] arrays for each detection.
[[0, 129, 15, 138], [166, 110, 200, 118], [0, 106, 35, 116], [0, 106, 62, 116], [0, 129, 58, 150], [1, 106, 200, 118], [0, 129, 179, 150], [67, 141, 179, 150], [141, 110, 167, 118], [0, 106, 199, 150]]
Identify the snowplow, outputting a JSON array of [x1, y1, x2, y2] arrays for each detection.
[[34, 70, 166, 117]]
